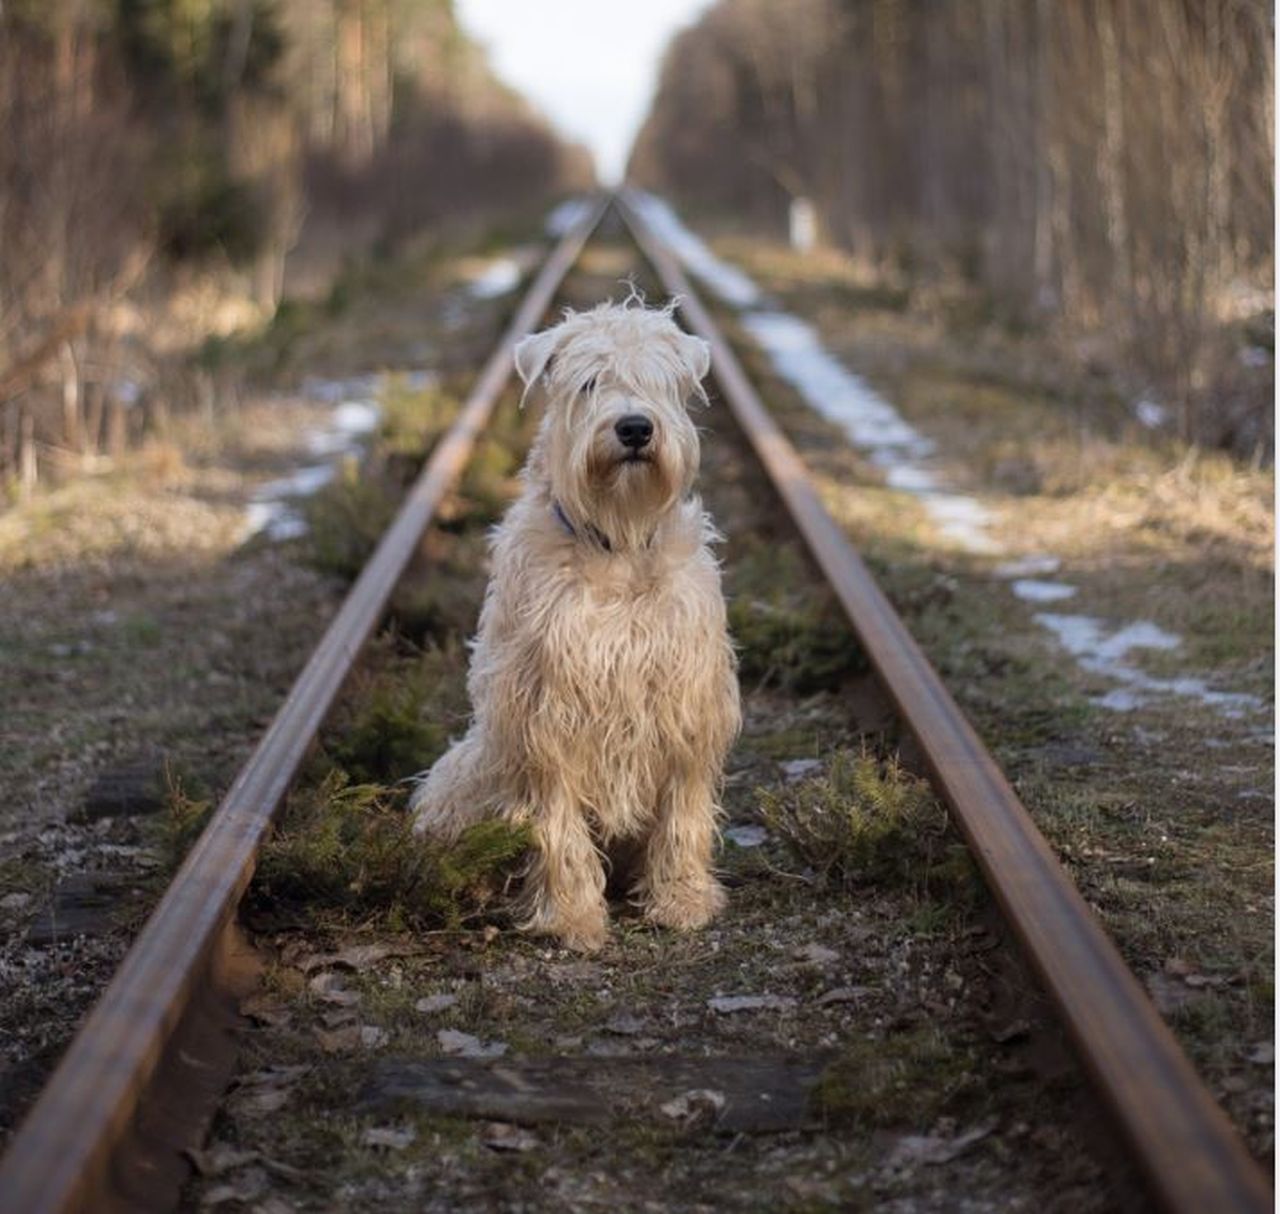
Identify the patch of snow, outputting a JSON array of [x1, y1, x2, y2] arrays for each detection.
[[1133, 397, 1169, 429], [995, 555, 1061, 579], [465, 257, 521, 300], [628, 192, 762, 308], [1035, 612, 1264, 716], [546, 197, 593, 237], [1011, 579, 1078, 604]]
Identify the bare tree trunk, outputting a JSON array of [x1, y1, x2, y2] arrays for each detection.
[[19, 406, 37, 499], [60, 340, 82, 453], [1097, 1, 1132, 325]]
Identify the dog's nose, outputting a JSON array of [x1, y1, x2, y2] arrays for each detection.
[[614, 414, 654, 450]]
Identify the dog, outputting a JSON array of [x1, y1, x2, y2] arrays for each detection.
[[410, 300, 740, 951]]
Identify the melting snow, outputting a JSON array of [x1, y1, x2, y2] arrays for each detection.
[[465, 258, 521, 300], [642, 192, 1266, 723], [1011, 579, 1078, 604], [1035, 613, 1263, 716], [243, 381, 382, 543]]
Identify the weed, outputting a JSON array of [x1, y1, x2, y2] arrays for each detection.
[[378, 380, 459, 460], [253, 769, 530, 928], [325, 644, 467, 784], [758, 748, 952, 892], [161, 772, 214, 870], [303, 461, 398, 580]]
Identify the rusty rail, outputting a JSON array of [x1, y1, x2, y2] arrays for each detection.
[[615, 188, 1269, 1214], [0, 195, 608, 1214]]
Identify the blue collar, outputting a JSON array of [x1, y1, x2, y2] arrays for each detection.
[[553, 500, 612, 551]]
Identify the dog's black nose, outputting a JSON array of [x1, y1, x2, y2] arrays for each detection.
[[614, 414, 654, 450]]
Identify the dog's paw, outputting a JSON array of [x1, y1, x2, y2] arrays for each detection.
[[521, 899, 609, 952], [643, 879, 727, 931]]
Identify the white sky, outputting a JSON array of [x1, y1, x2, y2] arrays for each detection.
[[455, 0, 715, 184]]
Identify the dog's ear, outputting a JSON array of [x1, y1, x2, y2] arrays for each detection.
[[514, 327, 562, 390], [679, 333, 711, 384]]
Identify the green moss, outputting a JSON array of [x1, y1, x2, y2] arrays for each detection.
[[813, 1027, 978, 1128]]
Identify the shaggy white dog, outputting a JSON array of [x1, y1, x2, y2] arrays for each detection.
[[411, 300, 740, 950]]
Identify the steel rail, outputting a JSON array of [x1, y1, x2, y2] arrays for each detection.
[[615, 189, 1270, 1214], [0, 194, 609, 1214]]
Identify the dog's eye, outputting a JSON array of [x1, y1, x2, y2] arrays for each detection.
[[580, 376, 597, 394]]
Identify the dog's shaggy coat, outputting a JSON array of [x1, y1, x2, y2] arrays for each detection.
[[410, 301, 740, 950]]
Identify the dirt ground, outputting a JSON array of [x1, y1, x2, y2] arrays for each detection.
[[0, 211, 1270, 1212]]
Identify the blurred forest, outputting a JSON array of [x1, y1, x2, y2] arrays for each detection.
[[631, 0, 1274, 452], [0, 0, 591, 494]]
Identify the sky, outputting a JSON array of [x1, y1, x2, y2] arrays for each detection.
[[455, 0, 715, 185]]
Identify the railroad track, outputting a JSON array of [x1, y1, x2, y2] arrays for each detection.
[[0, 193, 1268, 1213]]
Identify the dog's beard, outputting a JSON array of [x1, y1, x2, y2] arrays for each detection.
[[560, 432, 685, 548]]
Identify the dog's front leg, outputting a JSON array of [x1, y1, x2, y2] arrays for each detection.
[[519, 783, 608, 951], [637, 768, 726, 931]]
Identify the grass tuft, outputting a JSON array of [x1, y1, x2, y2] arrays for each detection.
[[303, 461, 398, 580], [759, 749, 955, 892], [726, 541, 865, 691], [254, 769, 530, 929]]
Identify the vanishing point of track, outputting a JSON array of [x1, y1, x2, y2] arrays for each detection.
[[0, 193, 1269, 1214]]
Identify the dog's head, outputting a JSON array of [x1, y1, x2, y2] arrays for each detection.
[[515, 301, 711, 547]]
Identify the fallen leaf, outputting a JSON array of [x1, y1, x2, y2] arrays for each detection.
[[707, 994, 796, 1014], [239, 994, 292, 1028], [314, 1024, 361, 1053], [299, 943, 401, 974], [815, 986, 871, 1007], [308, 971, 361, 1006], [481, 1122, 539, 1152], [659, 1088, 726, 1129], [884, 1120, 996, 1173], [795, 943, 839, 966], [437, 1028, 508, 1058]]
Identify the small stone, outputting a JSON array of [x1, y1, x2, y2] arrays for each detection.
[[308, 971, 361, 1006], [437, 1028, 508, 1058], [414, 993, 459, 1015], [1, 892, 31, 912], [361, 1125, 416, 1151], [360, 1025, 389, 1049], [1246, 1042, 1274, 1066], [605, 1013, 648, 1036], [724, 824, 768, 848], [707, 994, 796, 1014], [780, 758, 823, 782]]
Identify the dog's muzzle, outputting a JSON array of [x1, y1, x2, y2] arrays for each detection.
[[614, 414, 654, 453]]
